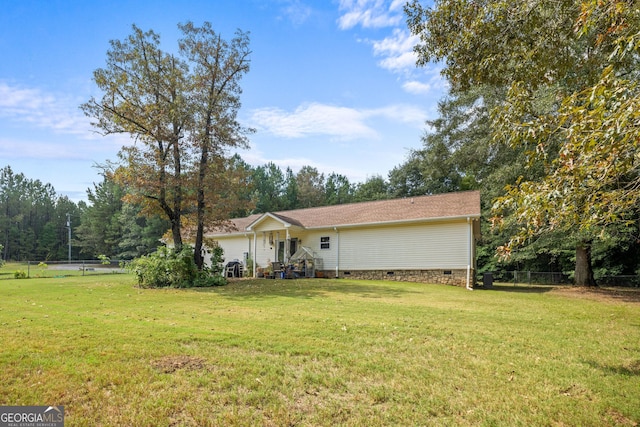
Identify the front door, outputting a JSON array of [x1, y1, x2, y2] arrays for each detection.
[[277, 241, 285, 263], [277, 238, 298, 263]]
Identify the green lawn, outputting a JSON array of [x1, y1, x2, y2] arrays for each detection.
[[0, 270, 638, 426]]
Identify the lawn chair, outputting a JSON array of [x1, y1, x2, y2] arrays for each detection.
[[271, 262, 283, 278], [225, 264, 236, 278], [225, 261, 242, 278], [237, 263, 244, 278]]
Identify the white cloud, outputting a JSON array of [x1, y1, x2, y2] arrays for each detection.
[[335, 3, 447, 98], [371, 28, 416, 57], [402, 80, 433, 95], [0, 138, 87, 160], [370, 28, 420, 73], [368, 104, 427, 127], [0, 81, 91, 137], [250, 102, 379, 140], [0, 81, 134, 163], [337, 0, 404, 30], [280, 0, 312, 26], [249, 102, 427, 140], [402, 63, 448, 95]]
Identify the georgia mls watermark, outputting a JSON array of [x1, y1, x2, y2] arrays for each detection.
[[0, 406, 64, 427]]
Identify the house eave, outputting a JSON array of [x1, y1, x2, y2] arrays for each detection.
[[207, 214, 481, 237], [246, 212, 293, 231], [303, 214, 482, 231]]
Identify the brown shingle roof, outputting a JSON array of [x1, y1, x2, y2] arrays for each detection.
[[215, 190, 480, 234]]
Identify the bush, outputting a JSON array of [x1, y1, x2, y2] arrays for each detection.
[[192, 244, 226, 287], [14, 270, 27, 279], [126, 245, 226, 288]]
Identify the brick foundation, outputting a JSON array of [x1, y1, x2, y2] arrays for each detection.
[[320, 269, 475, 288]]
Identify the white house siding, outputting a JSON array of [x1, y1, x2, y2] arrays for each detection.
[[295, 230, 337, 268], [205, 191, 479, 286], [255, 217, 288, 231], [254, 232, 276, 268], [335, 220, 469, 270], [217, 230, 310, 271], [213, 220, 469, 272], [214, 234, 252, 265]]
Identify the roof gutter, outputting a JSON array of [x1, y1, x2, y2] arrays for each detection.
[[304, 213, 481, 231]]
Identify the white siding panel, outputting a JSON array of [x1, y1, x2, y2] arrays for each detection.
[[254, 238, 276, 269], [297, 230, 338, 270], [254, 217, 286, 231], [212, 236, 251, 265], [338, 221, 469, 270], [213, 220, 471, 272]]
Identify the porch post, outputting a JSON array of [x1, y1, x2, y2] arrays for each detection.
[[253, 231, 257, 277], [285, 228, 291, 263]]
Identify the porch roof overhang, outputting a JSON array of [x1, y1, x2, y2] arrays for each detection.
[[246, 212, 304, 232]]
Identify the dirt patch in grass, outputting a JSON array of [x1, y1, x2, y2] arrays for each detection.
[[606, 409, 639, 427], [151, 355, 208, 373], [550, 286, 640, 304]]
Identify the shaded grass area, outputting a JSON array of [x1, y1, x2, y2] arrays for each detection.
[[0, 272, 638, 426]]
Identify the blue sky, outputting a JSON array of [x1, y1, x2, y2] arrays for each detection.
[[0, 0, 445, 202]]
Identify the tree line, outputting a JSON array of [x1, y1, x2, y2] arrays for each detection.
[[5, 149, 639, 282], [0, 166, 79, 261], [0, 165, 167, 262], [0, 161, 396, 262]]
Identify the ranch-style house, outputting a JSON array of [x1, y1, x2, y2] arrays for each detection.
[[207, 190, 481, 288]]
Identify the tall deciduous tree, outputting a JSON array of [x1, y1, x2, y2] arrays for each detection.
[[82, 25, 189, 251], [406, 0, 640, 285], [178, 22, 252, 269], [82, 22, 252, 270]]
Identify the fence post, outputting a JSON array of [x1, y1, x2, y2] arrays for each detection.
[[82, 260, 85, 276], [28, 260, 30, 278]]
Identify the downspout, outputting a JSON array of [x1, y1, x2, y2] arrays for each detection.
[[253, 231, 257, 277], [466, 217, 473, 291], [243, 233, 250, 274], [334, 227, 339, 278]]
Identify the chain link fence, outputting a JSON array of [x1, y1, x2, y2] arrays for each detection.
[[482, 270, 639, 287], [2, 260, 127, 279], [597, 275, 640, 287]]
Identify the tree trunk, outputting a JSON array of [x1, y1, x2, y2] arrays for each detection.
[[193, 172, 205, 270], [193, 139, 209, 271], [574, 241, 596, 286], [171, 217, 183, 252]]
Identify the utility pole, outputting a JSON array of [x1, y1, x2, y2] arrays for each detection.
[[66, 213, 71, 263]]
